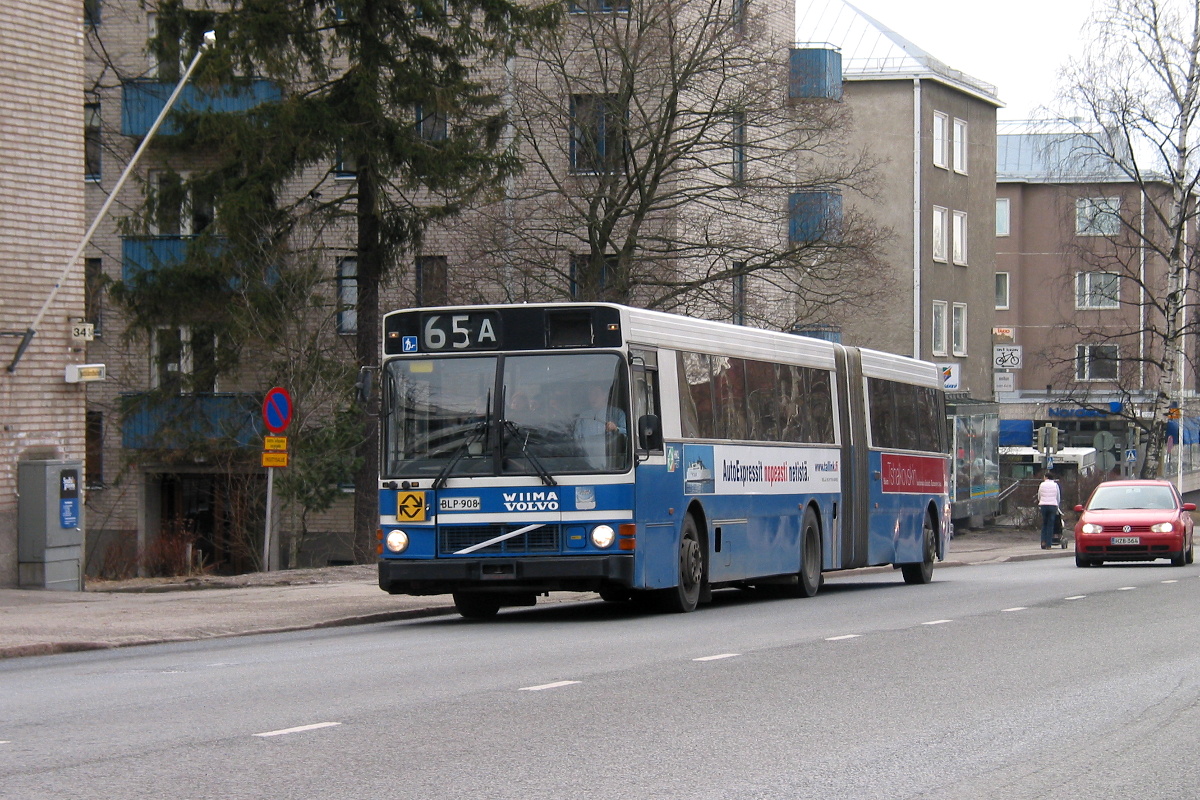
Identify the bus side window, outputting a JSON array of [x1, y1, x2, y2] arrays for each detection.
[[712, 356, 748, 440], [805, 367, 836, 444], [868, 378, 895, 449], [895, 383, 921, 451], [679, 351, 713, 438], [745, 359, 779, 441]]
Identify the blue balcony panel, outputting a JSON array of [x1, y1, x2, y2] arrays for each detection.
[[790, 48, 842, 101], [122, 79, 282, 137], [788, 190, 843, 244], [122, 393, 263, 450], [123, 236, 230, 282]]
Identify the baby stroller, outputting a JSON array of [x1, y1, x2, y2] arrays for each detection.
[[1051, 509, 1069, 549]]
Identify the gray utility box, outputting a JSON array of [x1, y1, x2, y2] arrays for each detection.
[[18, 460, 84, 591]]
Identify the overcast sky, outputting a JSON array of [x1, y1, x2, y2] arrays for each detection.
[[839, 0, 1097, 119]]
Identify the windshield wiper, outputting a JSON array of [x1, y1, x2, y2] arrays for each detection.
[[502, 419, 558, 487], [432, 389, 491, 490]]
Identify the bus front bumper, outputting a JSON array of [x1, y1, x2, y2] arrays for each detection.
[[378, 555, 635, 596]]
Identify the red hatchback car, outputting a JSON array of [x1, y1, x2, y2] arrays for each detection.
[[1074, 479, 1195, 567]]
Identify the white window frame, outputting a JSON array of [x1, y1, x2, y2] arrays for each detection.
[[995, 272, 1010, 310], [337, 257, 358, 334], [151, 325, 217, 392], [148, 170, 211, 236], [951, 303, 967, 356], [995, 197, 1010, 236], [932, 205, 948, 262], [931, 300, 948, 357], [952, 118, 968, 173], [1075, 343, 1119, 381], [1075, 197, 1121, 236], [952, 210, 968, 265], [1075, 271, 1120, 309], [932, 111, 948, 169]]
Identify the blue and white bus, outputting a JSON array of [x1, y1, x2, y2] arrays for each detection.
[[377, 303, 950, 618]]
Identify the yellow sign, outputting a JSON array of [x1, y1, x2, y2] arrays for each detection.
[[261, 451, 289, 468], [1168, 408, 1182, 419], [264, 436, 288, 451], [396, 491, 427, 522]]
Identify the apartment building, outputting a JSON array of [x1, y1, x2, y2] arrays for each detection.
[[0, 1, 89, 588], [995, 121, 1200, 488]]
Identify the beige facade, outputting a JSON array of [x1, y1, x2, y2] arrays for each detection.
[[0, 0, 88, 586]]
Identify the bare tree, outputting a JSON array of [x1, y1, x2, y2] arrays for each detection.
[[1055, 0, 1200, 477], [455, 0, 891, 330]]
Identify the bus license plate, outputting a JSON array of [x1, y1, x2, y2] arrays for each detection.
[[1110, 536, 1140, 545], [440, 496, 481, 512]]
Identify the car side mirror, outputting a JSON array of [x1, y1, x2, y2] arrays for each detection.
[[1074, 504, 1084, 512], [637, 414, 662, 452], [1184, 503, 1197, 512]]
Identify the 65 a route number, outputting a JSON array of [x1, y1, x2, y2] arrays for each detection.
[[421, 313, 501, 351]]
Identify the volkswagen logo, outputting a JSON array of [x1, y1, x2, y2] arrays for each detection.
[[1123, 525, 1132, 533]]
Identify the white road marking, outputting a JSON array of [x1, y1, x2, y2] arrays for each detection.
[[1002, 607, 1027, 612], [253, 722, 341, 738], [1065, 595, 1086, 600], [0, 741, 10, 745], [1163, 580, 1179, 584], [519, 680, 581, 691], [693, 653, 740, 661], [922, 619, 952, 626], [1118, 586, 1136, 591], [825, 634, 861, 641]]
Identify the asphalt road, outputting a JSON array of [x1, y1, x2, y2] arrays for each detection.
[[4, 559, 1200, 799]]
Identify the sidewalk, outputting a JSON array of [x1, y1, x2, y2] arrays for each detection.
[[0, 527, 1064, 660]]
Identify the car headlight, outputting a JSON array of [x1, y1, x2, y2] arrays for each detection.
[[1081, 523, 1103, 534], [385, 530, 410, 553], [590, 524, 616, 549], [1151, 522, 1176, 533]]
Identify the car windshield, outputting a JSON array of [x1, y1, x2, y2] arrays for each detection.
[[1086, 485, 1178, 511], [383, 352, 630, 479]]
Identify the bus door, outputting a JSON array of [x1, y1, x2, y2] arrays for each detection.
[[630, 349, 672, 588], [834, 346, 870, 568]]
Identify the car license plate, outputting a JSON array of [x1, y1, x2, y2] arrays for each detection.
[[440, 496, 480, 512], [1110, 536, 1140, 545]]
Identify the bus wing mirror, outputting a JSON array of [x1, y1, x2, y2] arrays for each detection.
[[637, 414, 662, 451]]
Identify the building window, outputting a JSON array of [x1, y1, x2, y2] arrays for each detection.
[[337, 257, 357, 334], [952, 118, 967, 173], [995, 272, 1010, 310], [334, 142, 356, 179], [1076, 271, 1120, 309], [571, 94, 624, 173], [1076, 343, 1119, 380], [149, 171, 213, 236], [932, 111, 948, 169], [952, 210, 968, 265], [951, 303, 967, 356], [569, 253, 617, 299], [85, 103, 101, 182], [1076, 197, 1121, 236], [931, 300, 948, 357], [996, 197, 1010, 236], [731, 112, 746, 184], [416, 105, 448, 142], [416, 255, 449, 306], [153, 326, 217, 393], [568, 0, 630, 11], [932, 206, 947, 262], [732, 269, 746, 325], [86, 411, 104, 489], [733, 0, 747, 35], [85, 258, 104, 336], [85, 0, 101, 28]]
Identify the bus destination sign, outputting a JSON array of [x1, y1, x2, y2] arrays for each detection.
[[418, 312, 502, 352]]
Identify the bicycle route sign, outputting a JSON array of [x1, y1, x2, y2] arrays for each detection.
[[992, 345, 1023, 369]]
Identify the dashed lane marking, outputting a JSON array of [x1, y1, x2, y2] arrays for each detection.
[[1065, 595, 1087, 600], [693, 653, 740, 661], [1118, 587, 1136, 591], [825, 635, 861, 641], [1002, 607, 1027, 612], [519, 681, 581, 691], [922, 619, 953, 626], [1163, 580, 1179, 584], [254, 722, 341, 738]]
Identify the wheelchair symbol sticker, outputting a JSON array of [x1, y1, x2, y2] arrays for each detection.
[[402, 336, 418, 353]]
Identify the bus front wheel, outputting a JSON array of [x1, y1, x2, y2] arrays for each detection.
[[453, 592, 502, 619], [901, 513, 937, 585], [660, 516, 704, 613]]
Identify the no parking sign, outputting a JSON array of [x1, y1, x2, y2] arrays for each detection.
[[262, 386, 293, 434]]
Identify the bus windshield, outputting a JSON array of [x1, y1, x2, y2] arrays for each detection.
[[383, 352, 630, 479]]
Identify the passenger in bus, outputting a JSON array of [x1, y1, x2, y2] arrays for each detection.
[[574, 384, 627, 468]]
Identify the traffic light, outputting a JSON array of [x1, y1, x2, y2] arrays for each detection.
[[1037, 424, 1059, 453]]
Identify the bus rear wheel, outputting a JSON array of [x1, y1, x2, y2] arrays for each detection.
[[453, 592, 502, 619], [660, 516, 704, 613], [901, 513, 936, 585]]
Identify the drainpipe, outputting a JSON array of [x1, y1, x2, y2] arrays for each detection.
[[912, 77, 922, 359]]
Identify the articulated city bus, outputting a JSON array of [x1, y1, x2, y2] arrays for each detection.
[[377, 303, 950, 618]]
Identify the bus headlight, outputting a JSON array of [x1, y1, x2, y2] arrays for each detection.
[[385, 530, 410, 553], [590, 525, 616, 549]]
